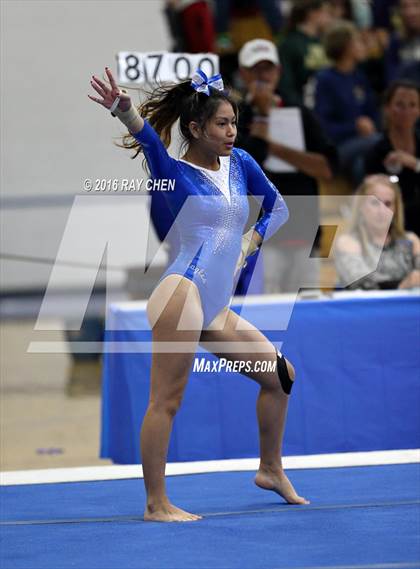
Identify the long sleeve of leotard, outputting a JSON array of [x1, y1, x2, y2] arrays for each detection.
[[132, 120, 178, 180], [236, 148, 289, 240]]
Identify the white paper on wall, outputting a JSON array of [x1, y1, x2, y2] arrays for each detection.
[[263, 108, 305, 173]]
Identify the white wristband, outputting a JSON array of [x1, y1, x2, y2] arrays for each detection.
[[109, 96, 121, 114]]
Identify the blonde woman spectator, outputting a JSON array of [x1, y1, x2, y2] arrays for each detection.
[[335, 174, 420, 289]]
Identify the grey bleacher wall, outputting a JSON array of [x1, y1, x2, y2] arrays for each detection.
[[1, 0, 170, 292]]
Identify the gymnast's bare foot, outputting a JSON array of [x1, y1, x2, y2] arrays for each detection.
[[144, 502, 202, 522], [255, 465, 310, 505]]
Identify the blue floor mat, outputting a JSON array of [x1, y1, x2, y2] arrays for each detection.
[[1, 464, 419, 569]]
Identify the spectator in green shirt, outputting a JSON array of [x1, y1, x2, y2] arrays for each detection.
[[279, 0, 332, 106]]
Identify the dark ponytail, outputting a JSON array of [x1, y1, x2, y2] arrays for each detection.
[[117, 80, 238, 159]]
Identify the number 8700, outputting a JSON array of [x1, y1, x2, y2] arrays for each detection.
[[116, 52, 219, 85]]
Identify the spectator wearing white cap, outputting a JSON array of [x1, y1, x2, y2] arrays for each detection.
[[239, 37, 281, 68], [236, 38, 338, 293], [237, 39, 283, 164]]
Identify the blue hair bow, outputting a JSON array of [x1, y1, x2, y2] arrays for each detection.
[[191, 69, 224, 96]]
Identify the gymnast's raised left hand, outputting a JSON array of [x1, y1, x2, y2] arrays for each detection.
[[88, 67, 144, 133], [88, 67, 131, 112]]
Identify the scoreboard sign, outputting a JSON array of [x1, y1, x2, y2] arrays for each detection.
[[116, 52, 219, 85]]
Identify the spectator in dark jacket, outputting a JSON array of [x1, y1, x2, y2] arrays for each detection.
[[365, 79, 420, 236], [314, 20, 381, 184]]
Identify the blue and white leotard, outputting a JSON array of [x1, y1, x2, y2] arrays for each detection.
[[134, 120, 289, 327]]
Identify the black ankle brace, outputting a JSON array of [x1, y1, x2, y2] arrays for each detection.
[[276, 351, 293, 395]]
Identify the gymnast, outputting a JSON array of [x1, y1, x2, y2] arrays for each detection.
[[89, 67, 309, 522]]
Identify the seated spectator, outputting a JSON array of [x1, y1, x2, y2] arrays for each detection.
[[314, 20, 380, 184], [236, 38, 338, 293], [365, 79, 420, 236], [384, 0, 420, 83], [325, 3, 386, 95], [335, 174, 420, 289], [278, 0, 331, 106]]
